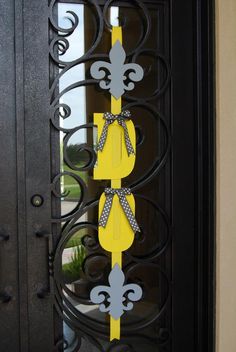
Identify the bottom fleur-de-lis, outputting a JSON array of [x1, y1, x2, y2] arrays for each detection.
[[90, 263, 142, 320]]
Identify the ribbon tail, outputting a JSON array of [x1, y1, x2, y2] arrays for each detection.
[[123, 123, 135, 156], [97, 121, 109, 152], [98, 195, 113, 228], [120, 196, 140, 233]]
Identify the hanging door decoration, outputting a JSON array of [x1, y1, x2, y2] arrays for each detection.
[[89, 27, 144, 341]]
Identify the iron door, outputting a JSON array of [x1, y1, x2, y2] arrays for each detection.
[[0, 0, 215, 351]]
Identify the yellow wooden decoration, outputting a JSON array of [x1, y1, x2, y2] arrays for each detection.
[[111, 26, 122, 46], [93, 26, 137, 341], [93, 114, 136, 180], [93, 26, 136, 181], [98, 193, 135, 253]]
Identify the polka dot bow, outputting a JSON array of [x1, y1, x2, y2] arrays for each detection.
[[98, 188, 140, 233], [96, 111, 135, 156]]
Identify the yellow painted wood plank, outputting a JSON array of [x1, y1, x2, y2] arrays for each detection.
[[111, 179, 121, 188], [93, 113, 136, 180], [110, 317, 120, 341], [98, 192, 135, 252], [112, 26, 122, 46], [111, 252, 122, 267]]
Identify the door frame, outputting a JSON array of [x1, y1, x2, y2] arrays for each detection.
[[196, 1, 215, 351], [0, 0, 215, 351], [172, 0, 216, 351], [191, 0, 215, 350]]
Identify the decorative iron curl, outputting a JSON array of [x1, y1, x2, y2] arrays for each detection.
[[124, 194, 172, 262], [63, 123, 97, 172], [53, 218, 109, 304], [49, 0, 172, 348], [126, 49, 171, 101], [156, 327, 171, 345], [49, 37, 71, 66], [103, 0, 151, 56], [49, 1, 79, 67], [54, 244, 170, 338], [54, 331, 81, 352], [51, 171, 88, 222], [123, 102, 171, 192], [122, 262, 170, 332], [107, 342, 135, 352], [106, 334, 160, 351], [49, 0, 79, 36], [50, 103, 72, 132], [49, 0, 104, 91]]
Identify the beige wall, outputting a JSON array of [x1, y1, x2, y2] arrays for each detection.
[[216, 0, 236, 351]]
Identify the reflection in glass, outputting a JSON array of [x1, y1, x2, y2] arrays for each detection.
[[53, 3, 170, 351]]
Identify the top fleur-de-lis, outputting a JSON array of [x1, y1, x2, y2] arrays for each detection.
[[90, 263, 143, 320], [90, 40, 144, 99]]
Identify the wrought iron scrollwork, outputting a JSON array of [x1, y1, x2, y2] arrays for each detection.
[[49, 0, 171, 350]]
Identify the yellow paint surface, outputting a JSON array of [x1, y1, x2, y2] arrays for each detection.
[[98, 192, 135, 253], [93, 113, 136, 180]]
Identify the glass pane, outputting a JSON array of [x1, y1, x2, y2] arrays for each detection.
[[49, 1, 171, 351]]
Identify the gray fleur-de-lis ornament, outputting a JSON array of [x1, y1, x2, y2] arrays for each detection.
[[90, 40, 144, 99], [90, 263, 143, 320]]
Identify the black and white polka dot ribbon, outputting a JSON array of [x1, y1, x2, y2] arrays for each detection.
[[99, 188, 140, 233], [96, 111, 135, 156]]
